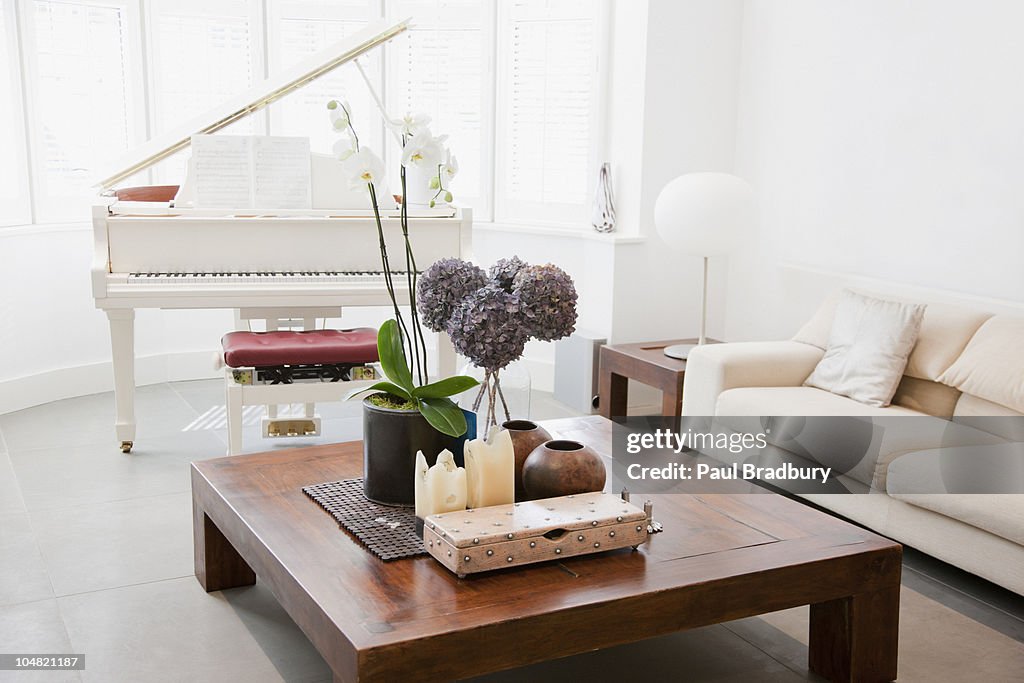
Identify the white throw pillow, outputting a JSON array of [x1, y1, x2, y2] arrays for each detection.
[[804, 291, 925, 407]]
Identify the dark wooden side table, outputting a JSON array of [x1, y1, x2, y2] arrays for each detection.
[[598, 339, 717, 418]]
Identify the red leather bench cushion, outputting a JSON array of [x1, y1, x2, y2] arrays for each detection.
[[222, 329, 379, 368]]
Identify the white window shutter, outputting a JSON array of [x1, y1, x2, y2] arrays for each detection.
[[266, 0, 378, 156], [26, 0, 139, 221], [147, 0, 260, 183], [497, 0, 600, 226], [386, 0, 490, 214]]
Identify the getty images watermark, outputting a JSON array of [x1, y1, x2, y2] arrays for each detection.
[[623, 427, 832, 484], [610, 416, 1024, 495]]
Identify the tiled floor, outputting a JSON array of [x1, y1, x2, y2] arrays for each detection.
[[0, 379, 1021, 682]]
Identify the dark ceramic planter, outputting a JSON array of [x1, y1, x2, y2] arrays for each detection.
[[501, 419, 553, 502], [522, 439, 607, 500], [362, 398, 463, 507]]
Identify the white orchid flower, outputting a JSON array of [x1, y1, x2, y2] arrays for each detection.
[[332, 134, 357, 161], [389, 112, 432, 137], [342, 147, 386, 193], [327, 99, 351, 131], [442, 150, 459, 181], [401, 129, 448, 168]]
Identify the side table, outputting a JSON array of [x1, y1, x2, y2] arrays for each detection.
[[598, 339, 718, 418]]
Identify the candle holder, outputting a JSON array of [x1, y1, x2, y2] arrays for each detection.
[[522, 440, 607, 500], [501, 419, 553, 501]]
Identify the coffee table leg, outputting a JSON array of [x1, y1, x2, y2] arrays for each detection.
[[598, 370, 628, 419], [193, 499, 256, 592], [809, 586, 899, 682]]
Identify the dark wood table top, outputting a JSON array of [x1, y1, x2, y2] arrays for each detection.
[[191, 416, 901, 682]]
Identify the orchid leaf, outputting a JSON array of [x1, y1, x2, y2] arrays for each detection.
[[411, 375, 479, 399], [417, 397, 468, 438], [345, 381, 412, 402], [377, 319, 415, 394]]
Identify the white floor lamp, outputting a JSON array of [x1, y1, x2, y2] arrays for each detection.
[[654, 172, 754, 360]]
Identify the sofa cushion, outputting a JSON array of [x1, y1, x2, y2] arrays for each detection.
[[717, 386, 922, 417], [792, 292, 840, 350], [715, 388, 1004, 489], [804, 291, 925, 406], [793, 293, 992, 382], [891, 376, 961, 418], [939, 316, 1024, 413], [904, 304, 993, 381], [888, 493, 1024, 546]]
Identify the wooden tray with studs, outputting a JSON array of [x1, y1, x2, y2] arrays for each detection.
[[423, 492, 649, 578]]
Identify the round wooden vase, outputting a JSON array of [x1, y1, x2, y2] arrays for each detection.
[[522, 440, 607, 500], [502, 420, 552, 502]]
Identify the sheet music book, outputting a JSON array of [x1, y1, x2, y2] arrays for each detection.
[[192, 135, 312, 210]]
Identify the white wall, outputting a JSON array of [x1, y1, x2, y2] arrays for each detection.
[[727, 0, 1024, 341], [0, 224, 236, 413], [611, 0, 744, 346]]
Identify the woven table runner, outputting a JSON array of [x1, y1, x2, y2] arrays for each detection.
[[303, 478, 426, 561]]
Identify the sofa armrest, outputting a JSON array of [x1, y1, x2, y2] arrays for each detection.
[[681, 341, 825, 415]]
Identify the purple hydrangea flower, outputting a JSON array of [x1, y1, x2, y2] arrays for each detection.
[[513, 264, 578, 342], [416, 258, 488, 332], [489, 256, 527, 292], [446, 284, 529, 370]]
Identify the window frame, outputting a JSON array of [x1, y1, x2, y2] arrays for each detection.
[[1, 0, 609, 232], [0, 0, 33, 225]]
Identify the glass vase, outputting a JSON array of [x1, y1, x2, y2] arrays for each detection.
[[459, 361, 532, 432]]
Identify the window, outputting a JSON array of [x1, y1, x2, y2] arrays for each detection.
[[267, 0, 379, 156], [386, 0, 492, 216], [2, 0, 607, 229], [0, 0, 31, 225], [21, 0, 144, 222], [147, 0, 261, 183], [496, 0, 603, 225]]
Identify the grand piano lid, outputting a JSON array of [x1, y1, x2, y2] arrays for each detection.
[[96, 17, 409, 191]]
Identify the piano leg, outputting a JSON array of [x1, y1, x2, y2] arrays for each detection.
[[437, 331, 457, 377], [107, 309, 136, 453], [226, 381, 243, 456]]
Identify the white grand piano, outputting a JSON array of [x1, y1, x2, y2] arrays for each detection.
[[92, 18, 470, 453]]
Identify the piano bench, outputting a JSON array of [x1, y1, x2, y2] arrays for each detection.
[[221, 328, 379, 368], [221, 328, 379, 455]]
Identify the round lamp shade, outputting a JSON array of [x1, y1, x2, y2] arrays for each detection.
[[654, 172, 754, 256]]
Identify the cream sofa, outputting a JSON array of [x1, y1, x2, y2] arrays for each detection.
[[681, 292, 1024, 595]]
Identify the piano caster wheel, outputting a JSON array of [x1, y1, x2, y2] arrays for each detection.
[[120, 441, 133, 454]]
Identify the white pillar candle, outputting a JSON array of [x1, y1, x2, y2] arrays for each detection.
[[414, 449, 467, 519], [465, 427, 515, 509]]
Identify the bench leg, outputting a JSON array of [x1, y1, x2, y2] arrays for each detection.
[[226, 382, 244, 456]]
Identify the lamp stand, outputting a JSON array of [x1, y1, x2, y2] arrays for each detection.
[[663, 256, 708, 360]]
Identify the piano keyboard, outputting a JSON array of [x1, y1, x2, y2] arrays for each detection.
[[127, 270, 413, 285]]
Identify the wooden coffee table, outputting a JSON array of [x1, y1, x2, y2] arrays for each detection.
[[191, 416, 901, 682]]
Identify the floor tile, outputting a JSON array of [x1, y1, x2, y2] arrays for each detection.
[[58, 577, 281, 683], [0, 512, 53, 606], [0, 600, 80, 683], [221, 582, 332, 682], [0, 385, 198, 453], [29, 493, 193, 597], [0, 452, 26, 514], [758, 589, 1024, 682], [9, 431, 224, 511]]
